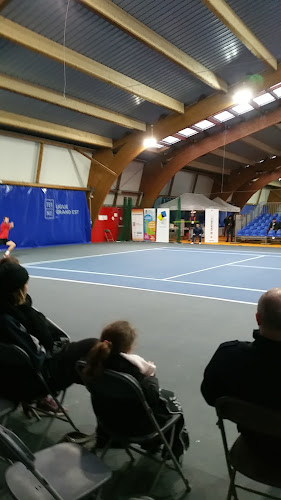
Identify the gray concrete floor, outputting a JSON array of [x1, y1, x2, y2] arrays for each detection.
[[0, 243, 277, 499]]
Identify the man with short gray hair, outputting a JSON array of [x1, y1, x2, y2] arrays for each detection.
[[201, 288, 281, 407]]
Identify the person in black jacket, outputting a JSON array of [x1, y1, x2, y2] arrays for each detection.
[[0, 258, 98, 403], [225, 214, 235, 242], [83, 320, 189, 461], [201, 288, 281, 452], [267, 217, 279, 237]]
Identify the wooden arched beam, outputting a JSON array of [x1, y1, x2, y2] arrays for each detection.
[[232, 168, 281, 207], [140, 107, 281, 207], [212, 156, 281, 201]]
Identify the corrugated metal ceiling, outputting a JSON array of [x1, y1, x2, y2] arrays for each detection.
[[0, 89, 128, 140], [1, 0, 212, 103], [0, 39, 172, 124]]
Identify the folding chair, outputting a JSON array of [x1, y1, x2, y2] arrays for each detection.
[[0, 343, 79, 433], [0, 398, 17, 426], [104, 229, 114, 242], [0, 424, 112, 500], [216, 397, 281, 500], [84, 368, 190, 495]]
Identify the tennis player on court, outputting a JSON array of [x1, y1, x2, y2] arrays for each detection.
[[0, 217, 16, 257]]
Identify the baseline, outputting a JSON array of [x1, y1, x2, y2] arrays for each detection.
[[29, 275, 257, 306]]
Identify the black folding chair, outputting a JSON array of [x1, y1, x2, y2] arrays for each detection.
[[0, 342, 79, 433], [0, 424, 112, 500], [84, 368, 190, 494], [0, 398, 17, 426], [216, 397, 281, 500]]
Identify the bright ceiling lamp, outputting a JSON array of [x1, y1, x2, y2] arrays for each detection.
[[162, 136, 180, 145], [233, 87, 253, 105], [143, 124, 157, 149]]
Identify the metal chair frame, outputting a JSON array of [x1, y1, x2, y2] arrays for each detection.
[[216, 397, 281, 500], [86, 368, 190, 495], [0, 424, 111, 500]]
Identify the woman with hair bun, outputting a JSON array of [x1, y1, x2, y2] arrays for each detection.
[[84, 320, 189, 462]]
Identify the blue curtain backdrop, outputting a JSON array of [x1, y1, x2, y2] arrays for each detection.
[[0, 185, 91, 248]]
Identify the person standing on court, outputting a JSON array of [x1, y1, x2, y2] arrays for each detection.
[[0, 216, 16, 257], [225, 214, 235, 243], [191, 223, 203, 244]]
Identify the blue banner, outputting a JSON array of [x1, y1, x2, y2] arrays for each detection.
[[0, 185, 91, 248]]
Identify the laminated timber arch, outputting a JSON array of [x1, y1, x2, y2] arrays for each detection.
[[139, 107, 281, 208], [211, 156, 281, 201], [232, 168, 281, 208]]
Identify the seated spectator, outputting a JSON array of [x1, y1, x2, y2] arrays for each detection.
[[0, 258, 98, 404], [83, 320, 190, 461], [191, 223, 203, 244], [267, 217, 279, 237], [201, 288, 281, 452]]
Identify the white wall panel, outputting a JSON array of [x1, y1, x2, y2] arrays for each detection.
[[171, 171, 195, 196], [40, 146, 91, 187], [120, 161, 143, 192], [0, 135, 38, 182], [160, 181, 171, 196], [259, 188, 270, 204], [104, 193, 115, 205], [247, 191, 260, 204], [194, 175, 213, 196]]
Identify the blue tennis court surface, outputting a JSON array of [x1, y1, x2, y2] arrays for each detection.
[[25, 246, 281, 305]]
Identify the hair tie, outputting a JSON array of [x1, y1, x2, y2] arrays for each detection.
[[103, 340, 109, 344]]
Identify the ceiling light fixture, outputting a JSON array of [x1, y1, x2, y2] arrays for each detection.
[[233, 87, 253, 105], [143, 124, 157, 149]]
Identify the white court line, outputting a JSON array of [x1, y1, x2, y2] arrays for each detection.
[[23, 247, 157, 266], [26, 265, 266, 293], [231, 264, 281, 271], [29, 275, 257, 306], [159, 247, 281, 257], [26, 265, 165, 282], [164, 255, 264, 280]]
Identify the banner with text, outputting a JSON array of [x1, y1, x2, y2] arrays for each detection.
[[0, 185, 91, 248], [205, 209, 219, 243], [144, 208, 156, 241], [156, 208, 170, 243], [131, 208, 144, 241]]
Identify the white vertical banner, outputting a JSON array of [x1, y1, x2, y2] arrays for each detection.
[[205, 209, 219, 243], [156, 208, 170, 243], [131, 208, 144, 241]]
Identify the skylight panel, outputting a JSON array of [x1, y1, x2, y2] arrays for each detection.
[[213, 111, 235, 122], [177, 127, 198, 138], [273, 87, 281, 98], [253, 93, 275, 106], [231, 103, 254, 115], [162, 136, 180, 144], [193, 120, 215, 130]]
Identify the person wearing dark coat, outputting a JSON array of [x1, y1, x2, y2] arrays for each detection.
[[83, 320, 190, 462], [201, 288, 281, 453], [267, 217, 279, 237], [0, 258, 98, 403], [225, 214, 235, 242]]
